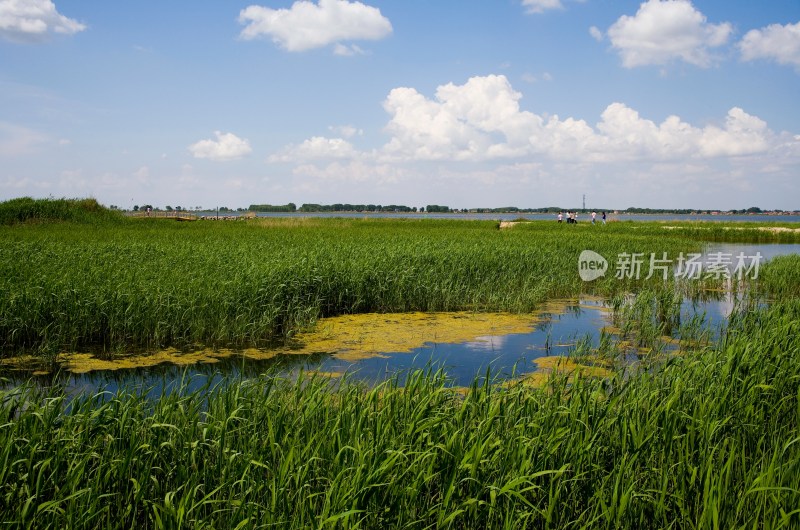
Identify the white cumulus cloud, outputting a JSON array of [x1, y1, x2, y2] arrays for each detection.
[[376, 75, 781, 163], [270, 74, 796, 195], [381, 75, 541, 161], [0, 0, 85, 43], [270, 136, 358, 162], [188, 131, 252, 161], [739, 21, 800, 69], [238, 0, 392, 52], [698, 107, 771, 157], [607, 0, 732, 68]]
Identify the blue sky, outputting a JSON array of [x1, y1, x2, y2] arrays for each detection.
[[1, 0, 799, 210]]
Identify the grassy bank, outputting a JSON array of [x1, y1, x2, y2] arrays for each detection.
[[1, 297, 798, 529]]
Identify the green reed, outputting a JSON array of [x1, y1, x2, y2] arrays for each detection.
[[0, 197, 123, 226], [1, 215, 706, 357], [1, 201, 799, 528], [758, 254, 800, 298], [1, 297, 798, 529]]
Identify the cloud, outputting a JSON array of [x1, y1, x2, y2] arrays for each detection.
[[238, 0, 392, 52], [338, 75, 785, 164], [270, 136, 358, 162], [269, 74, 798, 208], [739, 21, 800, 69], [698, 107, 771, 157], [0, 175, 50, 190], [521, 0, 563, 14], [188, 131, 252, 161], [292, 160, 402, 184], [381, 75, 541, 161], [589, 26, 603, 42], [0, 0, 85, 43], [606, 0, 732, 68]]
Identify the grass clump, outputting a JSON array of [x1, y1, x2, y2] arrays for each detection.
[[0, 197, 122, 226]]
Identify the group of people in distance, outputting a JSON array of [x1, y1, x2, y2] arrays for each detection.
[[557, 211, 606, 225]]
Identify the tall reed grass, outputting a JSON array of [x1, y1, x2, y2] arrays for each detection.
[[1, 216, 704, 357], [0, 197, 123, 226], [1, 298, 798, 528]]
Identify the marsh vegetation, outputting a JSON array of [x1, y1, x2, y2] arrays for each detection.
[[1, 199, 799, 528]]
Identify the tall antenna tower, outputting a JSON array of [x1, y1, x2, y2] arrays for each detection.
[[583, 194, 586, 212]]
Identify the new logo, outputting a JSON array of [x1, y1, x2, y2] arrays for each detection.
[[578, 250, 608, 281]]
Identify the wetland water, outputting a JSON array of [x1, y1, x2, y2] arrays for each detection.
[[0, 295, 743, 398], [4, 243, 799, 397]]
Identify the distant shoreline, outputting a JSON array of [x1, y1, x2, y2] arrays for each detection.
[[174, 211, 800, 223]]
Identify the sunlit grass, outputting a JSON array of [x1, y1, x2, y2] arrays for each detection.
[[1, 215, 713, 358], [1, 298, 798, 528], [1, 200, 799, 528]]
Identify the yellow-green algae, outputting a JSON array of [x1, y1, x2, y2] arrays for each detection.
[[2, 300, 594, 374], [0, 347, 278, 374], [302, 370, 344, 378], [60, 348, 279, 374], [280, 310, 550, 362], [517, 355, 613, 388]]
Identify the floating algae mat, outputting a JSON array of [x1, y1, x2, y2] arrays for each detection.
[[289, 299, 617, 386], [514, 356, 614, 389], [0, 347, 281, 375], [281, 310, 551, 362], [1, 299, 621, 394]]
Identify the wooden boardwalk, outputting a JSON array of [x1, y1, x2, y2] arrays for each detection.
[[127, 211, 198, 221]]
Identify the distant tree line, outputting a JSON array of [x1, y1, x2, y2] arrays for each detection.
[[469, 206, 564, 213], [297, 204, 419, 213], [624, 207, 701, 214], [623, 207, 765, 214], [249, 203, 297, 213]]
